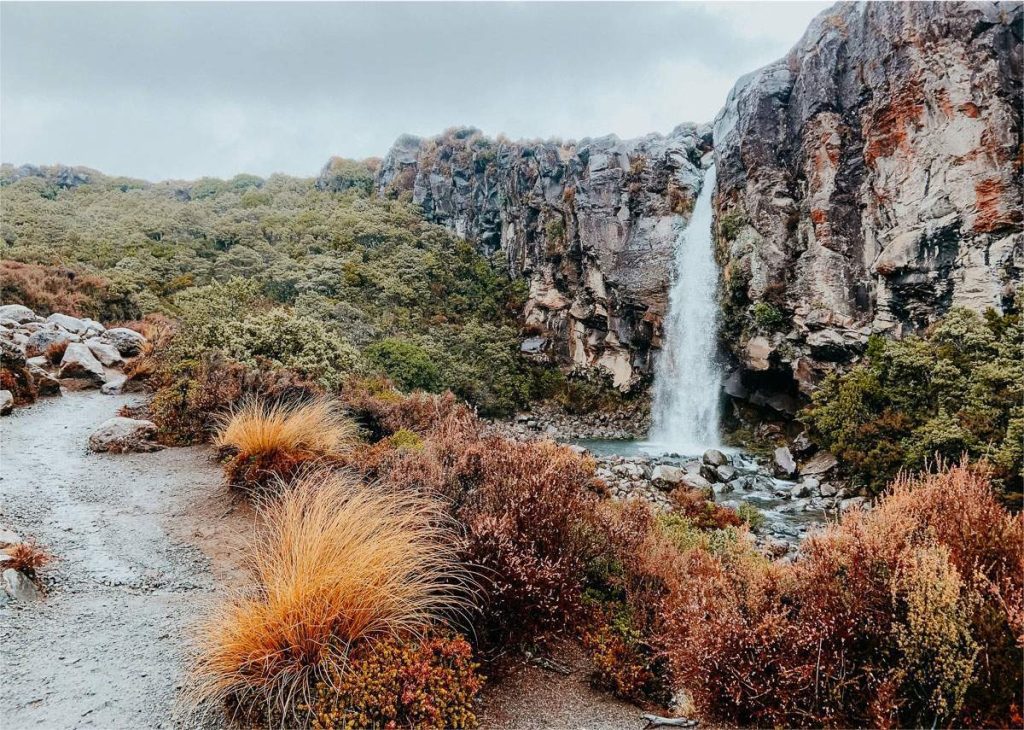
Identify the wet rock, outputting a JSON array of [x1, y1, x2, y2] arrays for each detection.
[[700, 463, 721, 483], [800, 451, 838, 477], [680, 473, 715, 499], [651, 464, 685, 487], [24, 328, 72, 359], [46, 312, 89, 334], [702, 448, 728, 466], [0, 304, 38, 324], [819, 483, 838, 498], [85, 338, 123, 367], [0, 390, 13, 415], [89, 417, 161, 453], [773, 446, 797, 478], [101, 328, 146, 357], [791, 431, 816, 458], [58, 343, 106, 386], [716, 465, 738, 482], [790, 481, 813, 499], [29, 366, 61, 396], [3, 568, 41, 602]]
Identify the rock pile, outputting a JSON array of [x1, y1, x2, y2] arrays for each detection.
[[0, 304, 148, 414], [502, 401, 651, 441]]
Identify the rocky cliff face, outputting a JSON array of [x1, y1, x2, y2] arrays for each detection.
[[372, 126, 712, 390], [713, 1, 1023, 410]]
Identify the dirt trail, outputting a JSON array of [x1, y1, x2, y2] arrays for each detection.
[[0, 391, 250, 729]]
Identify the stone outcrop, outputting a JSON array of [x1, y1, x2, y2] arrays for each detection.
[[713, 1, 1023, 405], [372, 125, 712, 390]]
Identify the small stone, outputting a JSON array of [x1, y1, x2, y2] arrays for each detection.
[[0, 390, 12, 415], [100, 373, 128, 395], [819, 483, 838, 498], [100, 327, 147, 357], [716, 465, 738, 482], [3, 568, 41, 602], [773, 446, 798, 478]]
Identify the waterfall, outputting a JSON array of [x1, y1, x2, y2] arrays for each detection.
[[649, 165, 721, 454]]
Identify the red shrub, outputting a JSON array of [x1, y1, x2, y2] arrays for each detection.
[[0, 260, 137, 320]]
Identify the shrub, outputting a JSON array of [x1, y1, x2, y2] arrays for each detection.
[[0, 260, 138, 321], [583, 620, 660, 702], [736, 502, 765, 532], [214, 398, 358, 490], [659, 463, 1023, 727], [719, 210, 747, 241], [751, 301, 788, 331], [365, 338, 440, 393], [803, 308, 1023, 493], [306, 633, 483, 729], [188, 470, 468, 721], [5, 540, 52, 581], [45, 339, 69, 365]]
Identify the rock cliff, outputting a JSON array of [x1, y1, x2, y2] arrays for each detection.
[[713, 1, 1023, 410], [371, 126, 712, 390]]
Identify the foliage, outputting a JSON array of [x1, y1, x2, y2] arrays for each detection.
[[0, 260, 138, 321], [803, 308, 1023, 493], [5, 540, 52, 581], [736, 501, 765, 532], [751, 301, 788, 331], [718, 210, 747, 241], [659, 463, 1023, 728], [188, 469, 468, 722], [1, 165, 531, 416], [365, 338, 440, 393], [583, 620, 660, 703], [214, 398, 358, 490], [307, 633, 483, 729]]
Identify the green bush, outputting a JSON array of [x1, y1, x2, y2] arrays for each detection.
[[751, 301, 788, 332], [803, 308, 1022, 493], [365, 338, 440, 392]]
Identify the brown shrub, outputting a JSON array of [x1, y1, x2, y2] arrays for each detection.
[[660, 463, 1024, 728], [45, 339, 69, 365], [188, 470, 468, 722], [0, 260, 138, 321]]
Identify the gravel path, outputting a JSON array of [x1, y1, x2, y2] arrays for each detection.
[[0, 391, 249, 729]]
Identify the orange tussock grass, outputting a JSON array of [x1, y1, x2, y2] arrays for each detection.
[[5, 541, 52, 580], [187, 469, 470, 720], [214, 398, 359, 489]]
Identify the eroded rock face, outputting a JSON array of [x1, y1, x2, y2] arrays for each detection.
[[713, 1, 1023, 400], [372, 126, 712, 390]]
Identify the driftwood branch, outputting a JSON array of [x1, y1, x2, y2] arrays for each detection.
[[641, 714, 698, 729]]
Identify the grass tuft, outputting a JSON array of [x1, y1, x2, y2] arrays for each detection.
[[214, 398, 358, 489], [5, 540, 52, 580], [187, 469, 469, 721]]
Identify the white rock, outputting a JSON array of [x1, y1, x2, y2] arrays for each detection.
[[81, 318, 106, 335], [0, 390, 13, 415], [651, 464, 685, 486], [702, 448, 728, 466], [773, 446, 798, 478], [3, 568, 41, 602], [84, 338, 123, 366], [0, 304, 37, 323], [101, 327, 146, 357], [46, 312, 89, 334], [58, 343, 106, 385], [24, 328, 72, 359], [89, 417, 161, 453], [100, 373, 128, 395]]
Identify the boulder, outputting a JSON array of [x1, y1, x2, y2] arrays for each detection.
[[46, 312, 89, 334], [0, 390, 13, 415], [81, 318, 105, 335], [88, 417, 161, 453], [819, 483, 838, 498], [101, 327, 146, 357], [58, 343, 106, 386], [790, 481, 813, 499], [651, 464, 686, 487], [29, 366, 61, 396], [100, 373, 128, 395], [702, 448, 728, 467], [700, 463, 721, 483], [680, 473, 715, 499], [716, 465, 738, 482], [2, 568, 41, 602], [84, 338, 123, 366], [790, 431, 817, 458], [800, 451, 838, 476], [0, 304, 37, 323], [24, 328, 72, 359], [773, 446, 798, 479]]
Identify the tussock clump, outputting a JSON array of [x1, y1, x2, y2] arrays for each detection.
[[188, 469, 469, 722], [215, 398, 358, 490]]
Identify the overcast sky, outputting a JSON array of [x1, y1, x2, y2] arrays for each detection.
[[1, 1, 831, 181]]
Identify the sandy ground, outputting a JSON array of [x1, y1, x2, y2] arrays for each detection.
[[0, 390, 251, 729]]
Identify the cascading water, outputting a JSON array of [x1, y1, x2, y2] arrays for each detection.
[[649, 165, 721, 454]]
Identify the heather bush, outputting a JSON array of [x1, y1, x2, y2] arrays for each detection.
[[660, 464, 1023, 727], [0, 260, 138, 321], [306, 633, 483, 729], [803, 308, 1022, 493]]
